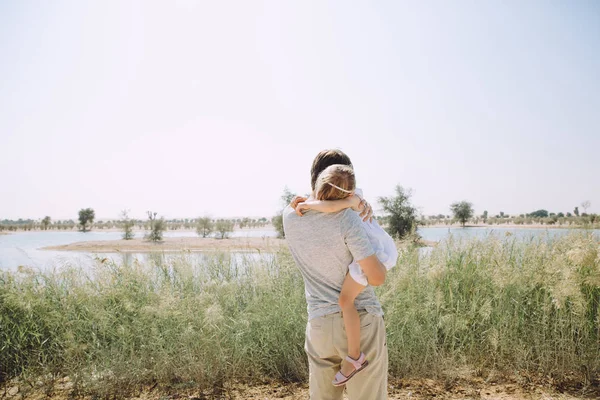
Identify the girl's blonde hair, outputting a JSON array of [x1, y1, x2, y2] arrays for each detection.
[[314, 164, 356, 201]]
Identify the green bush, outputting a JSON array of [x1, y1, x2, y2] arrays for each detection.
[[273, 187, 296, 239], [378, 185, 418, 239], [121, 210, 135, 240], [450, 201, 474, 227], [145, 211, 165, 242], [272, 215, 284, 238], [214, 220, 234, 239], [196, 217, 214, 238], [78, 208, 95, 232]]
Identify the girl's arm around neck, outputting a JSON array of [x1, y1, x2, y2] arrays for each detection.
[[297, 195, 361, 214]]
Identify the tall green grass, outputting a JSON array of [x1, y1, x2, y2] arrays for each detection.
[[383, 233, 599, 383], [1, 233, 599, 396], [0, 253, 307, 396]]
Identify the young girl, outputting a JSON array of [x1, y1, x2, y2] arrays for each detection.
[[295, 164, 398, 386]]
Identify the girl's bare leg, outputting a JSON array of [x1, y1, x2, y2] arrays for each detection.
[[338, 272, 367, 377]]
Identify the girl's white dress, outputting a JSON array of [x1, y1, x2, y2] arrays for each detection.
[[349, 189, 398, 286]]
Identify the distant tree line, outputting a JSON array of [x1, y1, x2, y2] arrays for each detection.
[[2, 200, 597, 236], [420, 200, 598, 227], [0, 213, 271, 233]]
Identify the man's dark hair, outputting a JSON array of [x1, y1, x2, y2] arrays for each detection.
[[310, 149, 352, 190]]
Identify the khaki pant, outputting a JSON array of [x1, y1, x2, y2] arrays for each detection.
[[305, 311, 388, 400]]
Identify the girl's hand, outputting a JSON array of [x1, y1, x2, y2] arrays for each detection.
[[360, 200, 374, 222], [353, 194, 373, 222], [295, 201, 315, 216], [290, 195, 308, 210], [348, 194, 363, 212]]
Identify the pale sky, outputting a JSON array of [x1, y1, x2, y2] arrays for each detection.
[[1, 0, 599, 221]]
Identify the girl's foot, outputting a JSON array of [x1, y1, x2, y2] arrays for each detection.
[[332, 352, 368, 386], [339, 358, 358, 378]]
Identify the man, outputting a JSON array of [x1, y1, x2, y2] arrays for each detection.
[[283, 149, 388, 399]]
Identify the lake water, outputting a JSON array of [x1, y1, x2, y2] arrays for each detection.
[[1, 227, 598, 271], [417, 226, 600, 242], [0, 229, 277, 271]]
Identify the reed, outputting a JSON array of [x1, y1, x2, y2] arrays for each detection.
[[1, 233, 598, 397]]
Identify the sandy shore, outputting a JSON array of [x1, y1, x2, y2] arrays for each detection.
[[42, 236, 433, 254], [42, 237, 285, 253]]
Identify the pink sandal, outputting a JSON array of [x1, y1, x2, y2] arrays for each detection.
[[332, 352, 369, 386]]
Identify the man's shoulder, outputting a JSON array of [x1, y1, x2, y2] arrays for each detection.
[[339, 208, 369, 238], [282, 206, 302, 232], [339, 208, 363, 226], [282, 205, 297, 221]]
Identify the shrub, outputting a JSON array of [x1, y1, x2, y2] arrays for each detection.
[[528, 209, 549, 218], [215, 220, 234, 239], [145, 211, 165, 242], [450, 201, 474, 227], [121, 210, 135, 240], [78, 208, 95, 232], [196, 217, 214, 238], [272, 215, 284, 238], [41, 216, 51, 230], [273, 187, 296, 239], [378, 185, 418, 239]]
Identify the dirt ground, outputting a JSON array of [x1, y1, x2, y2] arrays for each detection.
[[3, 378, 597, 400], [41, 236, 285, 253], [209, 380, 597, 400]]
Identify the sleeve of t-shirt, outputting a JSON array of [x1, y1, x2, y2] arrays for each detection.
[[340, 209, 374, 261]]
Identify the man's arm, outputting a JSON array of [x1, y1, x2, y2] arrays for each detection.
[[357, 254, 387, 286], [341, 210, 386, 285]]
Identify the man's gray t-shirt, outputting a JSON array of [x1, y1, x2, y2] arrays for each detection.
[[282, 205, 384, 320]]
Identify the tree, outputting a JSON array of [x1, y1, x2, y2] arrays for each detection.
[[145, 211, 165, 242], [378, 185, 418, 239], [581, 200, 591, 214], [574, 207, 580, 217], [239, 217, 251, 229], [41, 216, 51, 230], [450, 201, 474, 227], [482, 210, 488, 223], [215, 220, 234, 239], [273, 186, 296, 239], [121, 209, 135, 240], [196, 217, 214, 238], [528, 209, 549, 218], [78, 208, 95, 232]]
